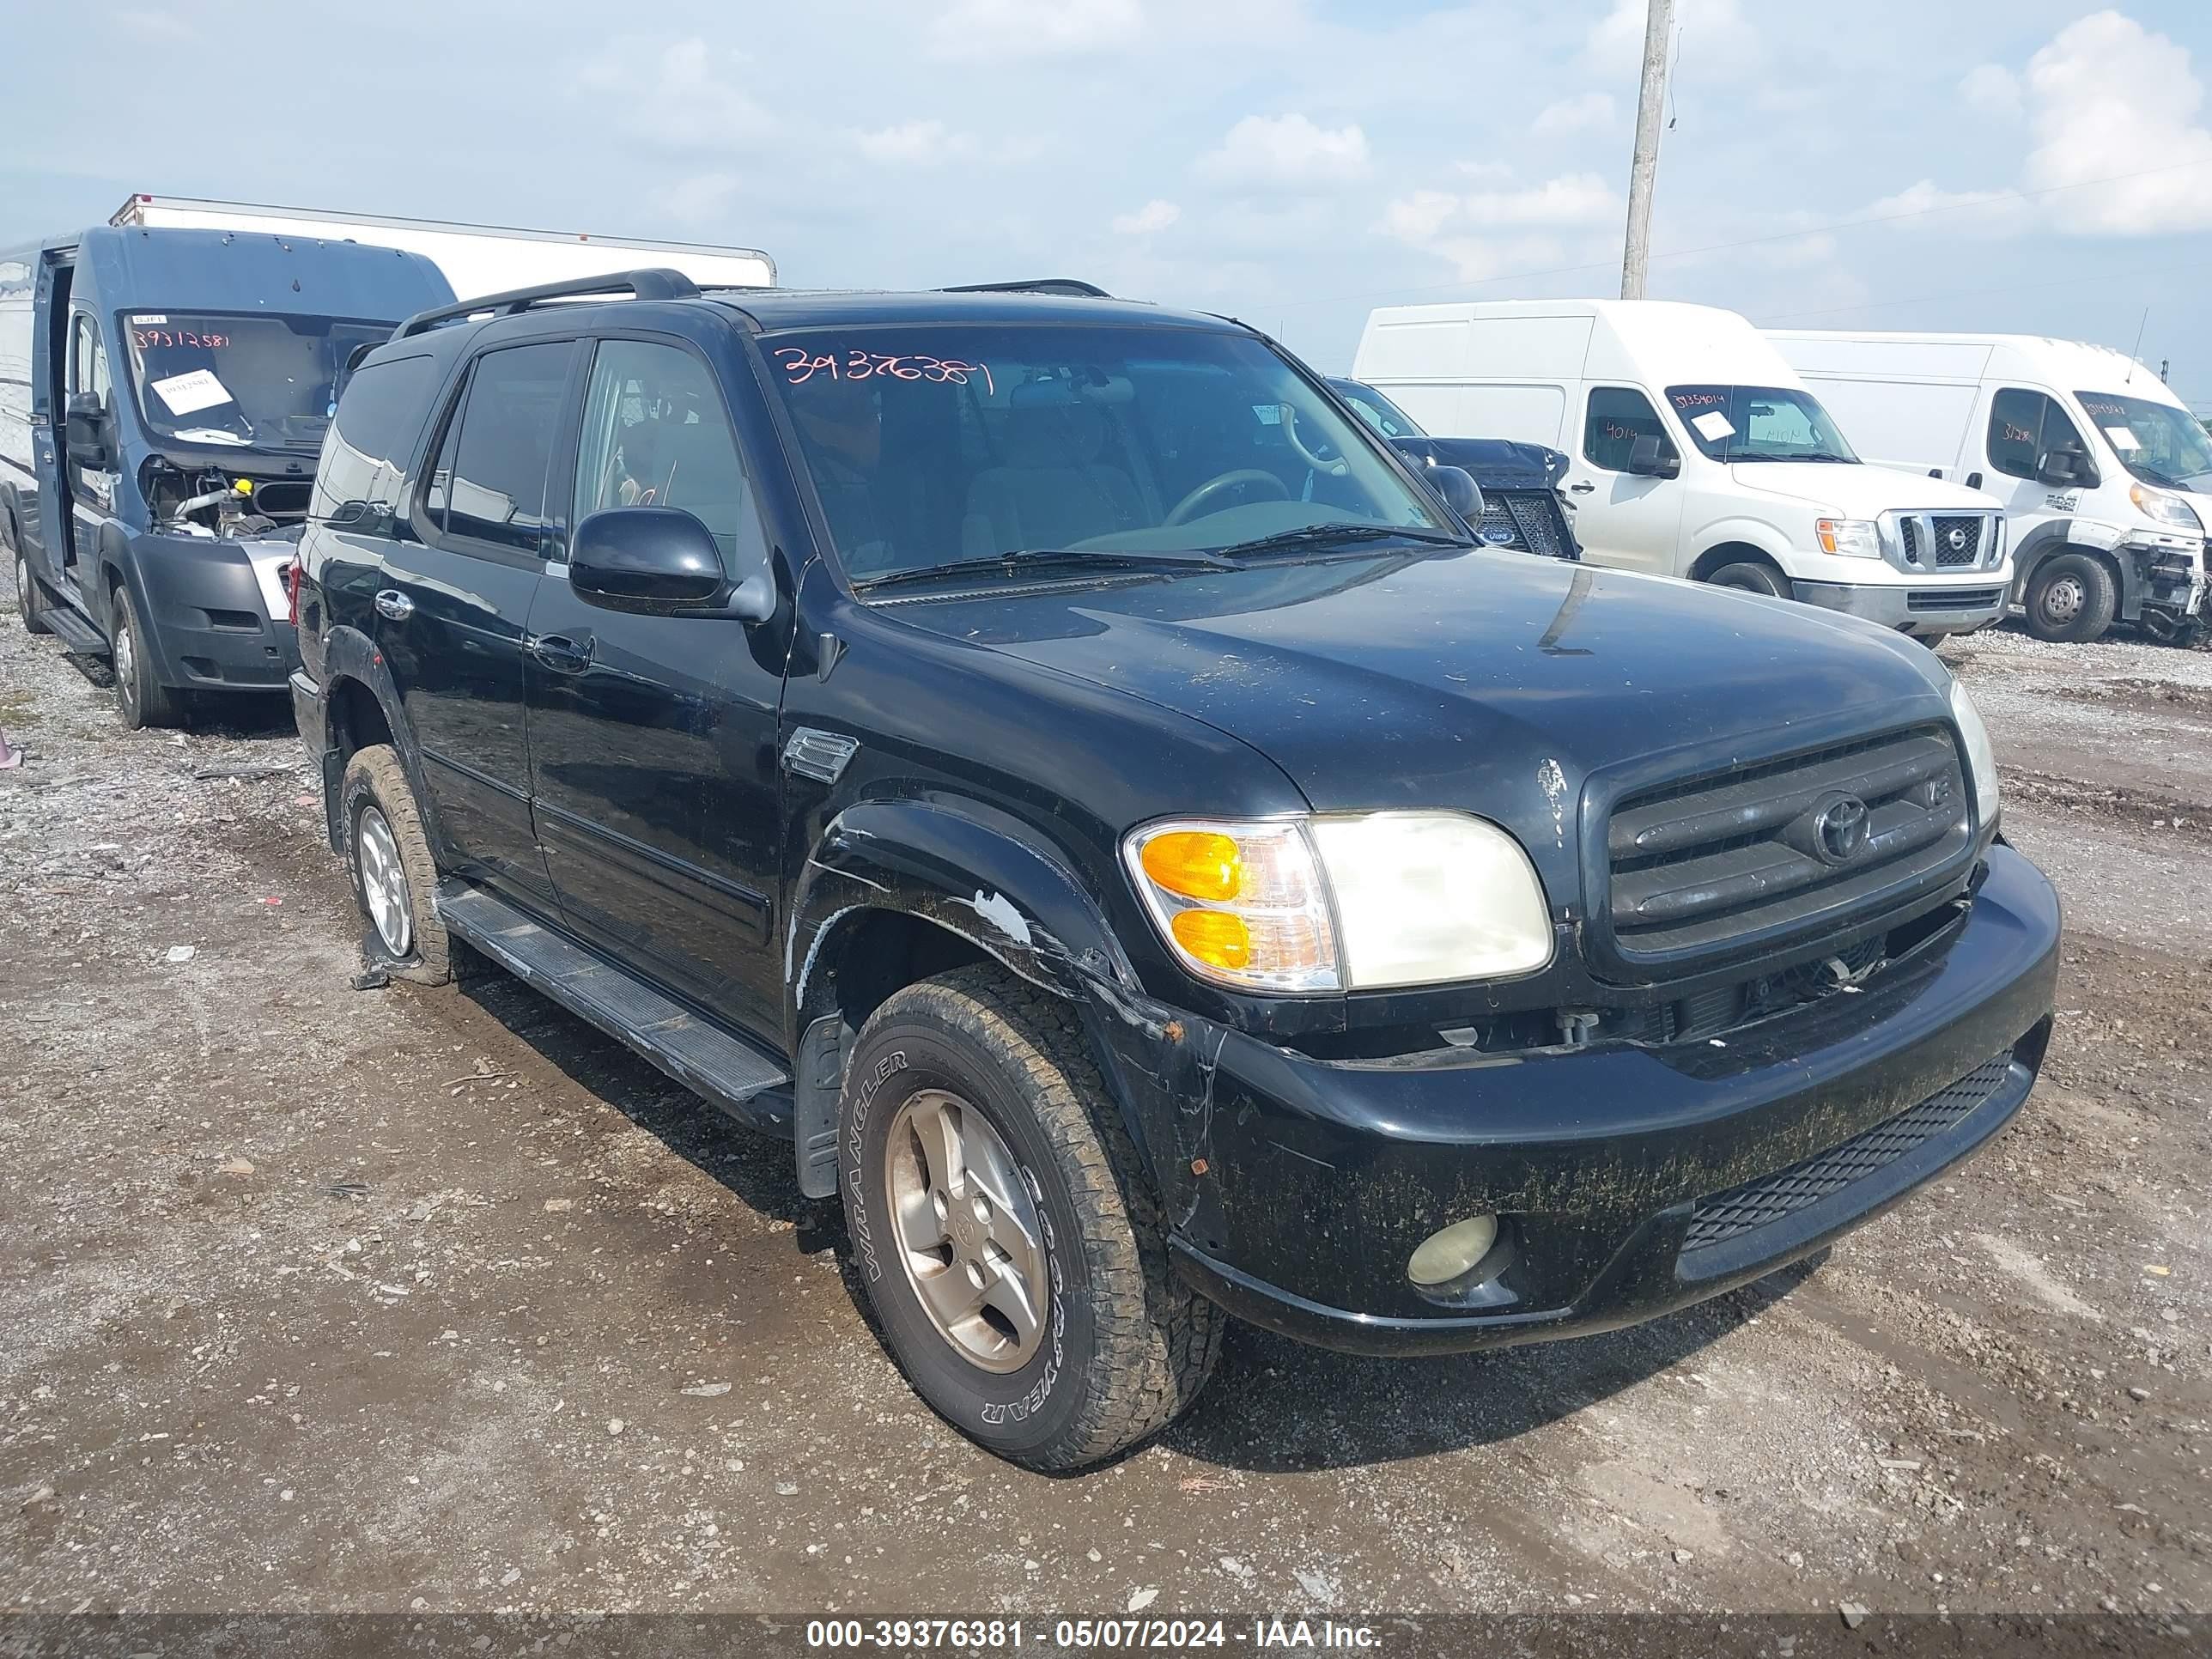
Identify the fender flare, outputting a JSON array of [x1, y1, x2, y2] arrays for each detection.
[[313, 624, 449, 858], [95, 526, 151, 666], [2012, 521, 2142, 620], [1686, 521, 1796, 582], [784, 798, 1214, 1206]]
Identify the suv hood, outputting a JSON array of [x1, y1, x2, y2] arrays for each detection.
[[1727, 461, 1999, 516], [885, 549, 1952, 879]]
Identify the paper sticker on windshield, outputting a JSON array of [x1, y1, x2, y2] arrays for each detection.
[[149, 368, 234, 416], [129, 313, 167, 325], [2104, 425, 2142, 451], [1691, 410, 1735, 441]]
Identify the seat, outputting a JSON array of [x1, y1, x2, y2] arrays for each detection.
[[963, 392, 1143, 556]]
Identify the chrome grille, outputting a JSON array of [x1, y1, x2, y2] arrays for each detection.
[[1885, 509, 2000, 573], [1606, 726, 1972, 962], [1931, 516, 1984, 567]]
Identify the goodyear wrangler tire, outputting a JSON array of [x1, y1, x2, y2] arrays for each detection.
[[840, 964, 1222, 1470]]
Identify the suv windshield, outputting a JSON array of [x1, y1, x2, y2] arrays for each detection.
[[759, 325, 1450, 583], [1665, 384, 1858, 465], [122, 312, 395, 449], [2074, 390, 2212, 491]]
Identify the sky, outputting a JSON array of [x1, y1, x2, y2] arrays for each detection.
[[7, 1, 2211, 406]]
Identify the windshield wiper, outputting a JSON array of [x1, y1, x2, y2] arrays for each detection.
[[1215, 522, 1472, 558], [854, 546, 1234, 592]]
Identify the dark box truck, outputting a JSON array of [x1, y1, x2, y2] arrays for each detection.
[[0, 226, 450, 726]]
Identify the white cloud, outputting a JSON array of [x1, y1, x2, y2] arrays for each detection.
[[1382, 172, 1621, 283], [2021, 10, 2212, 234], [1457, 173, 1620, 228], [1959, 63, 2021, 120], [1112, 199, 1181, 234], [648, 172, 742, 228], [928, 0, 1144, 60], [115, 8, 190, 40], [1195, 113, 1370, 191], [853, 121, 978, 167], [1533, 91, 1615, 136], [576, 38, 774, 151], [1586, 0, 1757, 81], [1862, 179, 2033, 238]]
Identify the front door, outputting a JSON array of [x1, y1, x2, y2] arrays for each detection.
[[1564, 383, 1684, 575], [59, 309, 118, 586], [1973, 384, 2097, 556], [525, 333, 789, 1039], [380, 338, 580, 906]]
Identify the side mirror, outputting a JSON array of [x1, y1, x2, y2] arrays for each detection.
[[1626, 434, 1680, 479], [1426, 464, 1486, 525], [2037, 447, 2095, 489], [569, 507, 775, 621], [64, 392, 112, 468]]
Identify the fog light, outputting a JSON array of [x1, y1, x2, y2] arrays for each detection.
[[1407, 1215, 1499, 1287]]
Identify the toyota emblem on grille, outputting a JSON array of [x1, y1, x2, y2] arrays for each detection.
[[1946, 525, 1970, 552], [1814, 793, 1870, 864]]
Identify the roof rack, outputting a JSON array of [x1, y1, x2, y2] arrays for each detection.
[[939, 278, 1112, 298], [394, 267, 701, 339]]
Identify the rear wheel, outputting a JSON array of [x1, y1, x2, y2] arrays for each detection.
[[1707, 560, 1791, 599], [2022, 552, 2117, 644], [13, 546, 51, 635], [339, 744, 451, 984], [112, 584, 182, 730], [841, 965, 1221, 1471]]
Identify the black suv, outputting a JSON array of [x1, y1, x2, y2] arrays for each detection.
[[292, 270, 2060, 1471]]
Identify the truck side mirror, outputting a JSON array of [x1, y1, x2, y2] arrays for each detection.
[[1626, 434, 1680, 479], [1426, 464, 1486, 526], [570, 507, 775, 622], [2037, 447, 2096, 489], [64, 392, 113, 469]]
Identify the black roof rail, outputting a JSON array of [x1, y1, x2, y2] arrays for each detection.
[[394, 267, 702, 339], [939, 278, 1112, 298]]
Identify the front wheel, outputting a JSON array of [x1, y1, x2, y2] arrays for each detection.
[[2022, 552, 2117, 643], [112, 584, 183, 729], [1706, 560, 1791, 599], [841, 966, 1222, 1471]]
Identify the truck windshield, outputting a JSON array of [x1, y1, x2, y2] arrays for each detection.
[[2074, 390, 2212, 491], [759, 324, 1450, 584], [122, 312, 395, 450], [1665, 384, 1859, 465]]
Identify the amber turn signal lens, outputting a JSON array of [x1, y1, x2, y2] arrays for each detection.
[[1170, 908, 1251, 969], [1140, 831, 1244, 902]]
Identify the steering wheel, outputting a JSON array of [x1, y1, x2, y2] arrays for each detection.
[[1281, 404, 1350, 477], [1165, 468, 1291, 526]]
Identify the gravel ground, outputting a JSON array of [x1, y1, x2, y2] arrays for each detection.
[[1, 599, 2207, 1627]]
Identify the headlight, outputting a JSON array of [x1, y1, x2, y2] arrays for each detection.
[[1950, 680, 2001, 833], [2130, 482, 2203, 534], [1815, 518, 1882, 559], [1124, 812, 1553, 993]]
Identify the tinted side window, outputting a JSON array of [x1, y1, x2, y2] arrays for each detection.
[[443, 343, 574, 556], [313, 354, 436, 521], [573, 339, 765, 575], [1584, 386, 1669, 472]]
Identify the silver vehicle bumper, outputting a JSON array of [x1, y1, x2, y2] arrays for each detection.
[[1792, 580, 2008, 636]]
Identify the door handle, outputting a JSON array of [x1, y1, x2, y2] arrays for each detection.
[[530, 632, 593, 674], [1568, 481, 1596, 495], [374, 588, 414, 622]]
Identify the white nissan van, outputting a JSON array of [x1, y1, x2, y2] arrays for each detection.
[[1352, 301, 2010, 639], [1768, 330, 2209, 644]]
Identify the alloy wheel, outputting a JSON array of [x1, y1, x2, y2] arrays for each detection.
[[355, 805, 414, 957], [883, 1088, 1051, 1374]]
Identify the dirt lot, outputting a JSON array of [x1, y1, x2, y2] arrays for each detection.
[[1, 597, 2207, 1629]]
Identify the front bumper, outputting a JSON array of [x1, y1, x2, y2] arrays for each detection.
[[131, 532, 299, 692], [1116, 843, 2058, 1356], [1792, 577, 2008, 635]]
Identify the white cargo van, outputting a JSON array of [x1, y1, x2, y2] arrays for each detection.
[[110, 196, 776, 304], [1352, 300, 2009, 639], [1768, 330, 2209, 644]]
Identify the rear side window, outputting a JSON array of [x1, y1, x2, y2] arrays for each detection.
[[1583, 386, 1670, 472], [573, 338, 766, 575], [313, 354, 436, 521], [430, 342, 575, 556], [1987, 389, 2087, 482]]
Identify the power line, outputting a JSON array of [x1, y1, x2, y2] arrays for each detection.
[[1759, 254, 2212, 325], [1273, 156, 2212, 311]]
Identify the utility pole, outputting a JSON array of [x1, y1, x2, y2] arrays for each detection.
[[1620, 0, 1675, 301]]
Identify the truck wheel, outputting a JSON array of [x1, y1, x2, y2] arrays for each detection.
[[339, 744, 451, 984], [841, 965, 1222, 1471], [2023, 553, 2116, 644], [112, 584, 183, 730], [13, 548, 51, 635], [1707, 561, 1790, 599]]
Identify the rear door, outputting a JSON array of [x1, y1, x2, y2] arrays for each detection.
[[380, 337, 581, 906], [1563, 383, 1684, 575], [523, 331, 788, 1039]]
